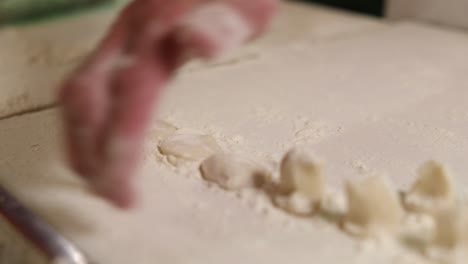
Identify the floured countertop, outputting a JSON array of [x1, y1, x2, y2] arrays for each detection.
[[1, 1, 468, 264]]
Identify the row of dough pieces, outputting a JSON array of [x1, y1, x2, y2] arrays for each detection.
[[151, 120, 468, 261]]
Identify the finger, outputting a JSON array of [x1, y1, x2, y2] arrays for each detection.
[[82, 3, 132, 73], [174, 0, 278, 59], [107, 0, 278, 61], [60, 4, 133, 179], [123, 0, 195, 54], [230, 0, 279, 37], [91, 53, 172, 208], [60, 73, 111, 178]]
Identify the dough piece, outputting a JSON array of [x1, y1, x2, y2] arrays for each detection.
[[159, 134, 221, 162], [148, 120, 178, 141], [200, 152, 270, 190], [344, 176, 404, 237], [400, 213, 436, 245], [431, 206, 468, 249], [404, 161, 456, 213], [320, 187, 348, 218], [279, 147, 324, 202], [273, 192, 316, 216]]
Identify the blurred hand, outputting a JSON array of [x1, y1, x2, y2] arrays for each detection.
[[59, 0, 278, 209]]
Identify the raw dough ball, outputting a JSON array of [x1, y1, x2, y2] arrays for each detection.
[[320, 187, 348, 218], [273, 192, 316, 216], [431, 206, 468, 249], [404, 161, 456, 213], [400, 213, 436, 244], [159, 134, 221, 162], [344, 176, 404, 237], [279, 147, 324, 202], [148, 120, 178, 141], [200, 152, 270, 190]]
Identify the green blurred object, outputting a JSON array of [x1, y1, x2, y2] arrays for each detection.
[[0, 0, 115, 25]]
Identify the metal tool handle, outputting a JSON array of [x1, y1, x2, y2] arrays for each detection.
[[0, 184, 89, 264]]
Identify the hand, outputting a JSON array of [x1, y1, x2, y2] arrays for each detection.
[[59, 0, 278, 209]]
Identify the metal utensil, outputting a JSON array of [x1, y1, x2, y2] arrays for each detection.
[[0, 184, 90, 264]]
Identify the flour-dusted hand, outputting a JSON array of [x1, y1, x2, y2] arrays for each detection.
[[59, 0, 278, 208]]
